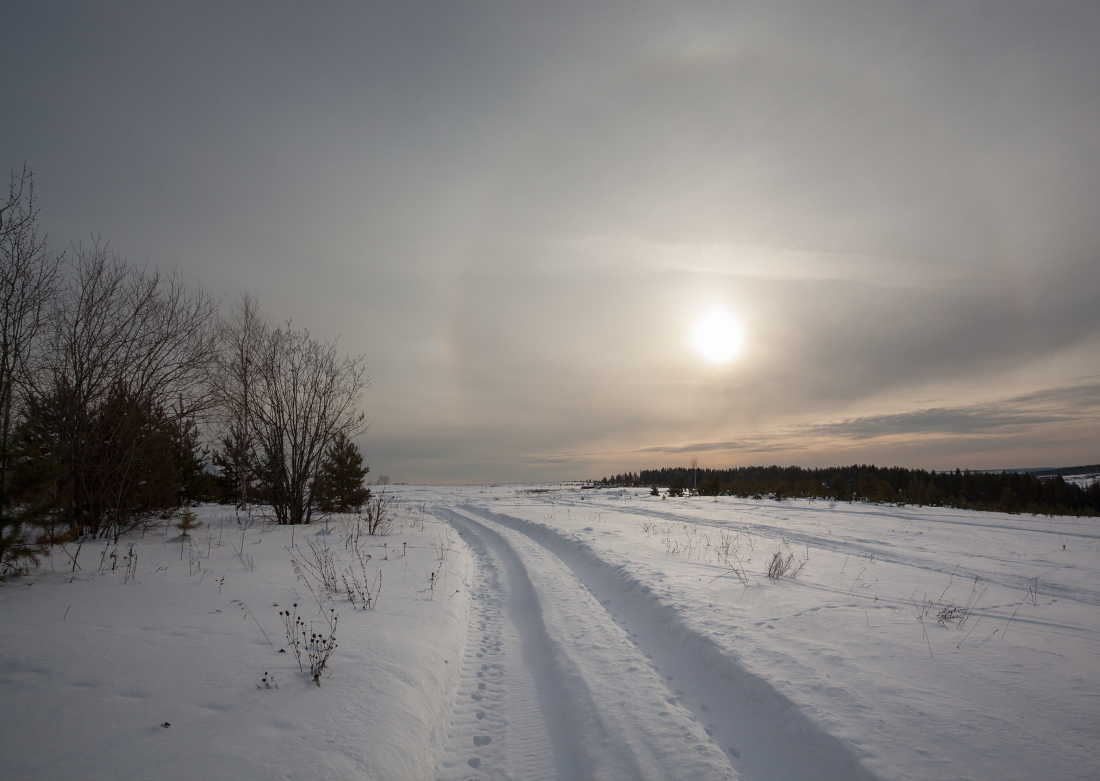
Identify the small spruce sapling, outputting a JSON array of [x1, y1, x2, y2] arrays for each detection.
[[176, 507, 202, 537]]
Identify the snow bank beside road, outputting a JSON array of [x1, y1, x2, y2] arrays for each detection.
[[0, 506, 469, 781]]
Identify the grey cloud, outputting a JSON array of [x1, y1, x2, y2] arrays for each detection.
[[3, 1, 1099, 481]]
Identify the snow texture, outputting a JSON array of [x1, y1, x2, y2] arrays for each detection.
[[2, 486, 1097, 780]]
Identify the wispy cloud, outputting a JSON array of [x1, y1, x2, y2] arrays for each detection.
[[632, 383, 1100, 457], [560, 236, 979, 288]]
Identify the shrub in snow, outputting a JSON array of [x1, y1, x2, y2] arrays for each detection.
[[280, 601, 340, 685], [766, 543, 807, 580], [306, 614, 338, 685], [361, 490, 394, 536], [175, 508, 202, 537]]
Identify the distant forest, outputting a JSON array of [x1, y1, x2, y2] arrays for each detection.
[[1031, 464, 1100, 478], [597, 464, 1100, 517]]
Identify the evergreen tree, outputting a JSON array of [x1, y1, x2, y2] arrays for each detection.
[[175, 506, 202, 536], [314, 433, 370, 513], [1, 415, 66, 573], [212, 425, 253, 507], [171, 412, 214, 505]]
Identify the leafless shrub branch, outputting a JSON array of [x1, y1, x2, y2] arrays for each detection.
[[765, 540, 807, 580], [359, 488, 392, 536]]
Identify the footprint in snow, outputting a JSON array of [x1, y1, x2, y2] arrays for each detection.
[[473, 735, 493, 746], [475, 711, 485, 720], [467, 757, 481, 768], [728, 746, 741, 758]]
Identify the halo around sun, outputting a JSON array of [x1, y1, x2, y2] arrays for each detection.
[[692, 310, 744, 363]]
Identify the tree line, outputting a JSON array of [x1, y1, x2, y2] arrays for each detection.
[[1, 167, 372, 574], [599, 463, 1100, 516]]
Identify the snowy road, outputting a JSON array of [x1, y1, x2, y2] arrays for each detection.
[[435, 509, 566, 780], [434, 506, 875, 781]]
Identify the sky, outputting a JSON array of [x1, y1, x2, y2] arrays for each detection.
[[2, 1, 1099, 483]]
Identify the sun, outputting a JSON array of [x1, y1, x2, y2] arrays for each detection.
[[692, 310, 744, 363]]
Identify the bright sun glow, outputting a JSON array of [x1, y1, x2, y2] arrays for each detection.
[[692, 310, 744, 363]]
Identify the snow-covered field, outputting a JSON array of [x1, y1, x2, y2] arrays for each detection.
[[2, 487, 1097, 780], [1062, 472, 1099, 490]]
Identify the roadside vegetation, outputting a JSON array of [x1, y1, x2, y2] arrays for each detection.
[[0, 166, 372, 576]]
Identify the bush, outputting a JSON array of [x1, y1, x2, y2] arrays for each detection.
[[766, 543, 806, 580]]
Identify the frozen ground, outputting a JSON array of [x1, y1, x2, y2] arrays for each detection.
[[2, 487, 1098, 780]]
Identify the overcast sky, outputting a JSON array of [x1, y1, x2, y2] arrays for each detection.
[[3, 1, 1099, 482]]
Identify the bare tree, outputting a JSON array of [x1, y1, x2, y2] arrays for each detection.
[[210, 293, 266, 509], [252, 322, 368, 525], [28, 238, 218, 537], [0, 166, 63, 569]]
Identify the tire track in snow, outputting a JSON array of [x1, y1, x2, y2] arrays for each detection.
[[440, 508, 738, 781], [458, 505, 880, 781], [435, 510, 572, 780]]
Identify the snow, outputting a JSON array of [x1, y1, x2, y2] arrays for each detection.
[[0, 505, 469, 780], [2, 487, 1098, 780], [1063, 472, 1099, 489]]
